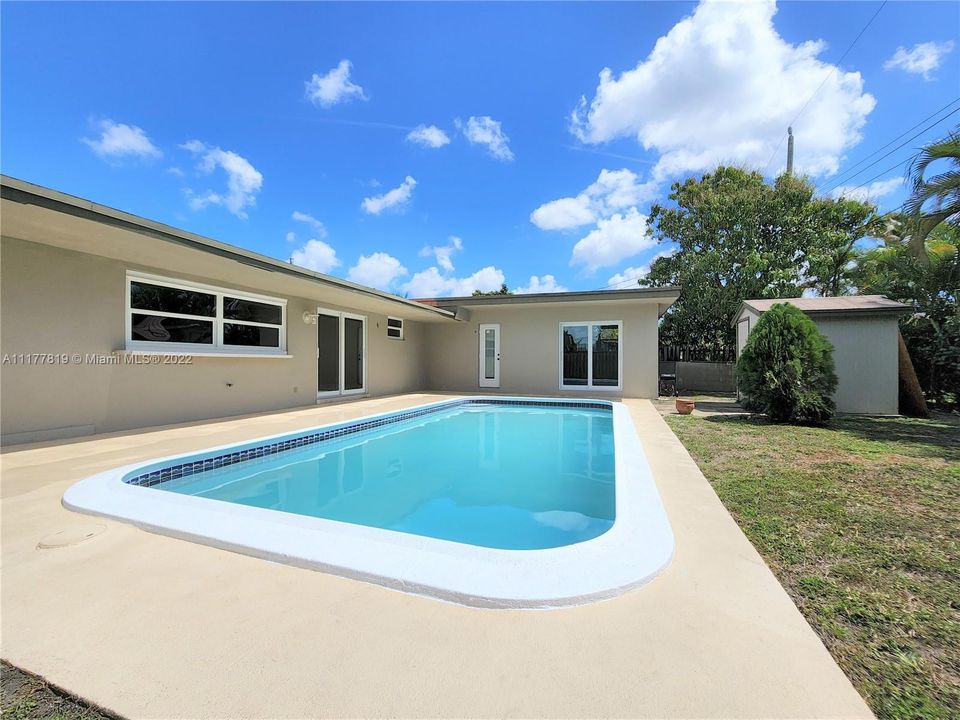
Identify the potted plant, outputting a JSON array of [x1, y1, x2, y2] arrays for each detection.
[[675, 398, 695, 415]]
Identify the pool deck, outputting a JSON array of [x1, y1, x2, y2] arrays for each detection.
[[1, 394, 873, 719]]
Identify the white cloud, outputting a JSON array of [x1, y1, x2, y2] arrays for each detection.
[[459, 116, 514, 161], [570, 208, 653, 273], [515, 275, 569, 294], [361, 176, 417, 215], [292, 210, 327, 238], [830, 177, 904, 202], [305, 60, 367, 107], [83, 120, 161, 159], [605, 250, 675, 288], [166, 166, 184, 177], [531, 197, 596, 231], [289, 239, 340, 274], [884, 41, 955, 80], [419, 236, 463, 272], [347, 252, 408, 290], [406, 124, 451, 148], [570, 0, 876, 179], [530, 168, 657, 231], [181, 140, 263, 219], [402, 266, 506, 298], [285, 231, 297, 243]]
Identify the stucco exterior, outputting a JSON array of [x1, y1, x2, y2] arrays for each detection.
[[423, 302, 661, 398], [0, 176, 678, 444], [0, 236, 430, 442]]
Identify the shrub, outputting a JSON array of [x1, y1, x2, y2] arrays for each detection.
[[737, 303, 838, 423]]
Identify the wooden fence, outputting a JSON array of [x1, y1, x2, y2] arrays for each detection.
[[658, 344, 736, 363]]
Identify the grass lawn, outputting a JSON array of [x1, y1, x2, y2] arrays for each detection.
[[0, 663, 112, 720], [666, 412, 960, 719]]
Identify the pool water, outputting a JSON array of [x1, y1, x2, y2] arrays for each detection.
[[150, 404, 615, 550]]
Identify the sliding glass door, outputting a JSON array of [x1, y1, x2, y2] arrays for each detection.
[[317, 309, 367, 398], [560, 321, 622, 391]]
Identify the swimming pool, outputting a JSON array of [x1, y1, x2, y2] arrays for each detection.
[[64, 398, 673, 607]]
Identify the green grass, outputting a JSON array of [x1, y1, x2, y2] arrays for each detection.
[[1, 663, 112, 720], [665, 412, 960, 719]]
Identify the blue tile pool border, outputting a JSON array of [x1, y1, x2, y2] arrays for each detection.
[[125, 398, 611, 489]]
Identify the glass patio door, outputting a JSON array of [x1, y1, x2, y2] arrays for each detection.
[[317, 308, 366, 398]]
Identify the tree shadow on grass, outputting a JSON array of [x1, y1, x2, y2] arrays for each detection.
[[702, 412, 960, 463]]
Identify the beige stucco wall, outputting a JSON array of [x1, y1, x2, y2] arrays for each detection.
[[735, 306, 901, 415], [0, 237, 427, 442], [814, 315, 900, 415], [422, 303, 660, 398]]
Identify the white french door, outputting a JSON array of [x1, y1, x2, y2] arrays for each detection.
[[317, 308, 367, 399], [478, 323, 500, 388]]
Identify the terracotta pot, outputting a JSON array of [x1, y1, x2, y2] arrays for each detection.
[[675, 399, 696, 415]]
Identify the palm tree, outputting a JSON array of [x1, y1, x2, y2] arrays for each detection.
[[854, 222, 959, 408], [903, 128, 960, 256]]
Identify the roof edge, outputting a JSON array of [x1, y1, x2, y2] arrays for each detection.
[[418, 286, 682, 308], [0, 175, 455, 320]]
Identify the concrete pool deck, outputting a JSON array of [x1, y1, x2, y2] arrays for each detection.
[[1, 394, 873, 719]]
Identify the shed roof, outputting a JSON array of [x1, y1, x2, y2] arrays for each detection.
[[733, 295, 912, 325]]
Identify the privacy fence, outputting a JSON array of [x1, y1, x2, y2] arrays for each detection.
[[658, 344, 737, 394]]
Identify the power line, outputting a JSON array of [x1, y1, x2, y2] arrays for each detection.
[[818, 101, 960, 195], [834, 157, 913, 199], [603, 274, 648, 290], [761, 0, 888, 176], [601, 263, 670, 290], [817, 97, 959, 190]]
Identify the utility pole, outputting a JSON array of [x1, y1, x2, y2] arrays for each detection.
[[786, 126, 794, 175]]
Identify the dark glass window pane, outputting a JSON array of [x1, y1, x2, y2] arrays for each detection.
[[130, 282, 216, 317], [387, 327, 402, 338], [387, 318, 403, 328], [343, 318, 364, 390], [317, 314, 339, 392], [223, 297, 282, 325], [592, 324, 619, 386], [131, 314, 213, 344], [562, 325, 588, 386], [223, 323, 280, 347]]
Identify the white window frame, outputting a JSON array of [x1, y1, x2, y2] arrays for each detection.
[[558, 320, 623, 392], [386, 316, 404, 340], [126, 272, 288, 357]]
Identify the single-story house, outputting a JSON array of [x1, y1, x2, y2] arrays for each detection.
[[733, 296, 913, 416], [0, 176, 679, 445]]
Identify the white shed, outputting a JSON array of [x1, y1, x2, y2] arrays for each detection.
[[732, 296, 912, 415]]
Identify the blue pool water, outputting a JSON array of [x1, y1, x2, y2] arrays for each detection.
[[143, 403, 616, 550]]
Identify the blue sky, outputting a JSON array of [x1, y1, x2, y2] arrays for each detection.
[[2, 1, 958, 296]]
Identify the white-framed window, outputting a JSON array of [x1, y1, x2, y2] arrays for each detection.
[[386, 316, 404, 340], [559, 320, 623, 391], [126, 272, 287, 355]]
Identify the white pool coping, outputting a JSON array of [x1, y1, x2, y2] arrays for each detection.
[[63, 397, 674, 609]]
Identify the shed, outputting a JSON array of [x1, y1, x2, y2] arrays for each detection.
[[732, 296, 913, 415]]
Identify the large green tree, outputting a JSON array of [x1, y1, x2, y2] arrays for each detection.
[[641, 166, 878, 353]]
